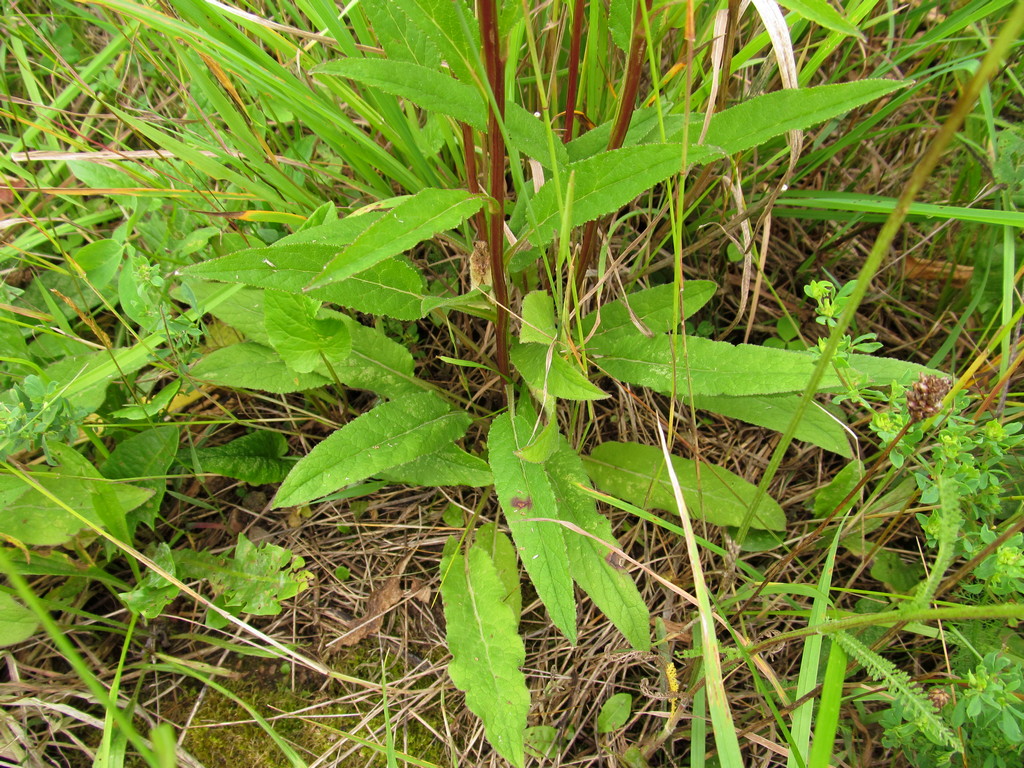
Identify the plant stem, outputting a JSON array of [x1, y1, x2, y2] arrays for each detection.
[[562, 0, 586, 143], [479, 0, 511, 386], [574, 0, 653, 293]]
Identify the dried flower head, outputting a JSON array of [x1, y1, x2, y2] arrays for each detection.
[[906, 373, 952, 422], [928, 688, 952, 710]]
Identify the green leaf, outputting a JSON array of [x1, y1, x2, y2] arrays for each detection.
[[845, 353, 941, 388], [520, 143, 722, 249], [778, 0, 863, 37], [191, 342, 331, 394], [46, 443, 133, 545], [701, 80, 906, 156], [379, 443, 492, 486], [43, 349, 151, 415], [0, 593, 39, 646], [519, 81, 906, 249], [386, 0, 481, 85], [545, 436, 650, 650], [488, 410, 577, 641], [73, 239, 123, 291], [524, 726, 561, 760], [204, 534, 312, 616], [0, 467, 151, 547], [192, 308, 420, 398], [321, 57, 482, 127], [591, 332, 840, 396], [510, 342, 608, 401], [813, 460, 864, 519], [581, 281, 717, 336], [185, 430, 292, 485], [317, 59, 567, 168], [264, 290, 351, 374], [273, 393, 471, 507], [337, 321, 422, 398], [102, 425, 179, 533], [583, 441, 786, 531], [185, 209, 428, 320], [514, 418, 560, 464], [110, 379, 182, 421], [120, 542, 179, 619], [362, 0, 441, 68], [607, 0, 632, 53], [520, 290, 557, 344], [441, 538, 530, 768], [689, 393, 851, 456], [474, 523, 522, 620], [870, 550, 923, 594], [597, 693, 633, 733], [186, 249, 428, 320], [308, 188, 484, 288], [184, 282, 273, 345]]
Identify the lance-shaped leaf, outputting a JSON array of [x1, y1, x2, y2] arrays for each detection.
[[264, 290, 351, 374], [580, 281, 718, 337], [307, 188, 484, 289], [317, 59, 568, 168], [185, 250, 427, 321], [591, 332, 841, 397], [488, 411, 576, 642], [545, 437, 650, 650], [584, 442, 786, 531], [441, 538, 529, 768], [517, 80, 906, 249], [689, 393, 852, 457], [379, 444, 492, 487], [273, 393, 471, 507]]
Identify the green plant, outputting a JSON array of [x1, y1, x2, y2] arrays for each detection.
[[880, 650, 1024, 768], [3, 0, 1024, 766]]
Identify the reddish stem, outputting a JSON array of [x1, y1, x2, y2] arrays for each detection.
[[563, 0, 586, 143], [574, 0, 652, 292], [478, 0, 511, 383]]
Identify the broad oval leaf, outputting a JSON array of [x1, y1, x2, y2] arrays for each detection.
[[583, 441, 786, 531], [597, 693, 634, 733], [273, 393, 471, 507], [0, 594, 39, 647], [264, 290, 351, 374], [191, 342, 331, 394]]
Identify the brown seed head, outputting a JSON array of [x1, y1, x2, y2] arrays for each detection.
[[906, 373, 952, 422]]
